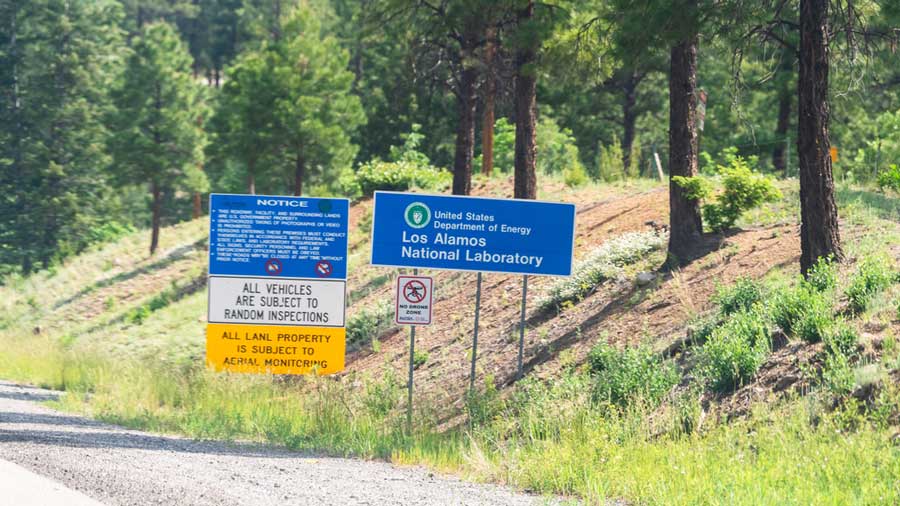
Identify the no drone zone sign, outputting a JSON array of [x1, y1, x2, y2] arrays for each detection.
[[395, 275, 433, 325]]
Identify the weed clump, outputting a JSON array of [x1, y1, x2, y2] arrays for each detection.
[[713, 277, 762, 316], [845, 256, 895, 314], [587, 343, 678, 408], [806, 256, 838, 292], [698, 308, 770, 392], [346, 301, 394, 349], [823, 320, 859, 358], [770, 284, 832, 341]]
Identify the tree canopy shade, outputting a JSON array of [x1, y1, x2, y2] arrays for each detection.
[[0, 0, 126, 273], [108, 21, 208, 255]]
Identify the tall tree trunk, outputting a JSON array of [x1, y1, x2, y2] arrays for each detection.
[[9, 7, 29, 273], [772, 86, 791, 175], [192, 192, 202, 219], [621, 71, 640, 173], [247, 158, 256, 194], [481, 26, 497, 176], [150, 182, 162, 255], [772, 51, 794, 176], [514, 0, 537, 200], [293, 154, 304, 196], [452, 42, 478, 196], [798, 0, 843, 274], [667, 33, 703, 265]]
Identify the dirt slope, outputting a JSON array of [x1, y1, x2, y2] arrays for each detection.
[[340, 180, 803, 417]]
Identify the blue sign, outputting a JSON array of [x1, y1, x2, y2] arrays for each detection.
[[209, 194, 349, 279], [370, 191, 575, 276]]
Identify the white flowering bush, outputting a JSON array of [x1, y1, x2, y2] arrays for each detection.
[[540, 231, 667, 310]]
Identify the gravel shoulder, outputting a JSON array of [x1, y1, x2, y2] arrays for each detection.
[[0, 381, 559, 506]]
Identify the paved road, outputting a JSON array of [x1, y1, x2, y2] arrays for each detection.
[[0, 381, 559, 506]]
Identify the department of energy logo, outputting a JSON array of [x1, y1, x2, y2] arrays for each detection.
[[404, 202, 431, 229]]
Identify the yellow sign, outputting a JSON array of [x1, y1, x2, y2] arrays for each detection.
[[206, 323, 345, 375], [830, 146, 838, 162]]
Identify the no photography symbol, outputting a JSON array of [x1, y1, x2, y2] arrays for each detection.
[[264, 258, 283, 276]]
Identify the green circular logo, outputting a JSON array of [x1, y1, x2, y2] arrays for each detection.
[[404, 202, 431, 229]]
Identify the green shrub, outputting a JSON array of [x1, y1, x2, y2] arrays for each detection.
[[587, 343, 678, 408], [346, 301, 394, 349], [823, 320, 859, 358], [466, 375, 503, 426], [362, 368, 402, 419], [563, 162, 589, 187], [346, 160, 451, 197], [128, 305, 151, 325], [806, 256, 838, 292], [388, 123, 431, 166], [770, 284, 832, 340], [671, 175, 713, 200], [87, 221, 137, 247], [877, 164, 900, 192], [699, 308, 771, 392], [794, 293, 834, 344], [597, 135, 625, 182], [821, 352, 855, 397], [413, 350, 429, 369], [845, 256, 895, 314], [536, 117, 583, 176], [674, 155, 781, 232], [704, 159, 782, 231], [713, 277, 762, 316]]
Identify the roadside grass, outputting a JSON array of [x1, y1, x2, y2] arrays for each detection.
[[2, 336, 898, 505]]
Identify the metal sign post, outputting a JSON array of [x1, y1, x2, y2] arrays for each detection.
[[406, 270, 418, 432], [399, 269, 434, 432], [469, 272, 482, 392], [516, 275, 528, 379]]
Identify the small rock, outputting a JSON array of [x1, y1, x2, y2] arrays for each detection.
[[771, 329, 789, 351], [774, 374, 799, 392], [635, 272, 656, 286]]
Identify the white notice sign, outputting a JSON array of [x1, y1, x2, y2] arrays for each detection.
[[208, 276, 345, 327], [395, 275, 433, 325]]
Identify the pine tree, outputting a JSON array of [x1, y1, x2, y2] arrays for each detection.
[[0, 0, 126, 273], [271, 9, 365, 196], [208, 50, 278, 194], [108, 22, 208, 255], [209, 5, 364, 196]]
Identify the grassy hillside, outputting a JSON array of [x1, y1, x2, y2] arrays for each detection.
[[2, 176, 900, 505]]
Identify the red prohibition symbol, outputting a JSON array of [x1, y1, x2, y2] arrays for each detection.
[[402, 279, 427, 303], [264, 258, 283, 275], [315, 260, 333, 277]]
